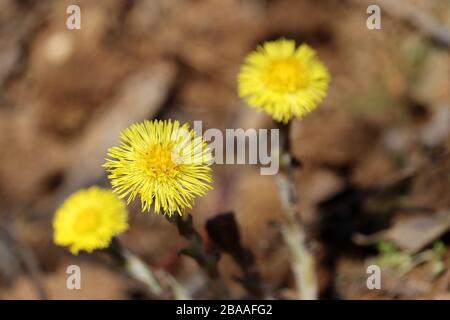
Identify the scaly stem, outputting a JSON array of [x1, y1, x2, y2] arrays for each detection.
[[166, 214, 229, 298], [108, 238, 163, 296], [276, 122, 318, 300], [107, 238, 191, 299]]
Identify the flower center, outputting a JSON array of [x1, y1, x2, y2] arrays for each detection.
[[74, 209, 99, 234], [264, 58, 308, 93], [145, 143, 180, 179]]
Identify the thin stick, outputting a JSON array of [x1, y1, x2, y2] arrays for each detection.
[[276, 123, 318, 300]]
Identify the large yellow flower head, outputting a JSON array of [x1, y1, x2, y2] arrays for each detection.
[[53, 186, 129, 255], [104, 119, 213, 216], [238, 39, 330, 123]]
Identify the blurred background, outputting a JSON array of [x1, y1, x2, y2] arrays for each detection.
[[0, 0, 449, 299]]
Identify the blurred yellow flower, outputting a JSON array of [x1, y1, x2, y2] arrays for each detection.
[[238, 39, 330, 123], [104, 119, 213, 216], [53, 186, 128, 255]]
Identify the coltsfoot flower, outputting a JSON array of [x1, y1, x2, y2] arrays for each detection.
[[104, 119, 213, 216], [53, 186, 128, 255], [238, 38, 330, 123]]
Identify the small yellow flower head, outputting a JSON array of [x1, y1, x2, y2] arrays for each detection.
[[238, 39, 330, 123], [53, 186, 128, 255], [104, 119, 213, 216]]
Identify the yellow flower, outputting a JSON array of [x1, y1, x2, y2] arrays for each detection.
[[238, 39, 330, 123], [104, 119, 213, 216], [53, 186, 128, 255]]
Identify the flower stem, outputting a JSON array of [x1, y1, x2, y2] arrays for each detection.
[[166, 214, 229, 298], [107, 238, 192, 300], [107, 238, 192, 299], [276, 122, 318, 300], [108, 238, 163, 296]]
